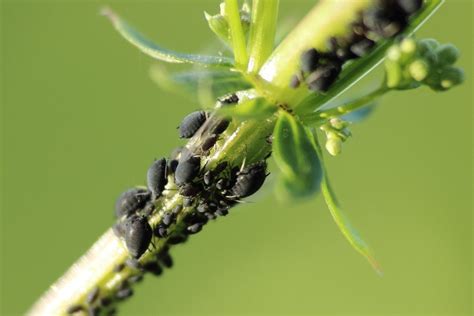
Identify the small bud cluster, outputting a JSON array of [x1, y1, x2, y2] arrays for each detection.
[[320, 118, 351, 156], [67, 94, 271, 315], [290, 0, 424, 93], [385, 37, 464, 90], [204, 2, 251, 46]]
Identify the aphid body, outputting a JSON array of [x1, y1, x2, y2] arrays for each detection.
[[122, 215, 153, 259], [147, 158, 168, 199], [174, 149, 201, 186], [115, 188, 151, 219], [230, 162, 268, 198], [178, 111, 207, 138]]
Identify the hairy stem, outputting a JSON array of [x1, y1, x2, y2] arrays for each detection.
[[28, 1, 444, 315]]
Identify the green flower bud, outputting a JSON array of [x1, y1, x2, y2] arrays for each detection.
[[418, 38, 439, 54], [440, 66, 464, 89], [326, 137, 342, 156], [435, 44, 460, 66], [409, 59, 429, 81], [329, 117, 345, 130], [387, 46, 402, 61], [385, 59, 403, 88], [400, 38, 417, 55], [206, 2, 250, 45], [204, 12, 230, 44]]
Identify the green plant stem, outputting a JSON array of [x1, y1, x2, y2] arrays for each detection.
[[27, 111, 275, 316], [247, 0, 279, 74], [28, 1, 445, 314], [225, 0, 248, 70], [301, 86, 389, 125]]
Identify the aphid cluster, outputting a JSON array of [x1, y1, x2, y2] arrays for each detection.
[[290, 0, 423, 92], [69, 97, 270, 315]]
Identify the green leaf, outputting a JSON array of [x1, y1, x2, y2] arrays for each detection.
[[318, 153, 382, 275], [102, 7, 234, 68], [224, 0, 249, 69], [217, 98, 276, 120], [204, 11, 232, 46], [247, 0, 279, 74], [149, 65, 251, 106], [272, 112, 322, 198]]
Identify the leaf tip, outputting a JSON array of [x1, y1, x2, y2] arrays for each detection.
[[204, 11, 212, 21], [100, 6, 118, 25]]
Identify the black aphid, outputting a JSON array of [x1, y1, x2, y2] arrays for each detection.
[[87, 306, 101, 316], [113, 263, 125, 273], [143, 261, 163, 276], [86, 287, 100, 305], [122, 215, 153, 259], [350, 38, 375, 57], [204, 212, 217, 220], [154, 224, 168, 238], [66, 304, 84, 315], [301, 48, 321, 73], [125, 258, 143, 271], [186, 223, 203, 234], [363, 6, 407, 38], [162, 211, 175, 226], [201, 134, 219, 152], [212, 118, 230, 135], [397, 0, 423, 15], [172, 204, 183, 214], [147, 158, 168, 199], [306, 61, 342, 92], [157, 251, 173, 268], [216, 208, 229, 217], [174, 149, 201, 186], [183, 197, 194, 207], [115, 188, 151, 219], [128, 274, 144, 283], [219, 93, 239, 105], [214, 161, 229, 174], [216, 178, 230, 191], [289, 74, 301, 88], [178, 111, 207, 138], [203, 170, 213, 186], [197, 202, 209, 213], [230, 161, 268, 198], [167, 234, 188, 244], [99, 297, 112, 307], [179, 183, 202, 197], [116, 288, 133, 300]]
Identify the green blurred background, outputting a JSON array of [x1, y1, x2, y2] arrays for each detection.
[[1, 0, 472, 315]]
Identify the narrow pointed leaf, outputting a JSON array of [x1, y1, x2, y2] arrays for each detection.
[[320, 163, 382, 275], [272, 112, 322, 198], [102, 7, 234, 67], [149, 65, 251, 106]]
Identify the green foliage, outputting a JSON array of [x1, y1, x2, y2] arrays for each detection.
[[204, 2, 251, 47], [102, 7, 234, 67], [320, 169, 382, 275], [149, 65, 251, 106], [272, 112, 322, 199]]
